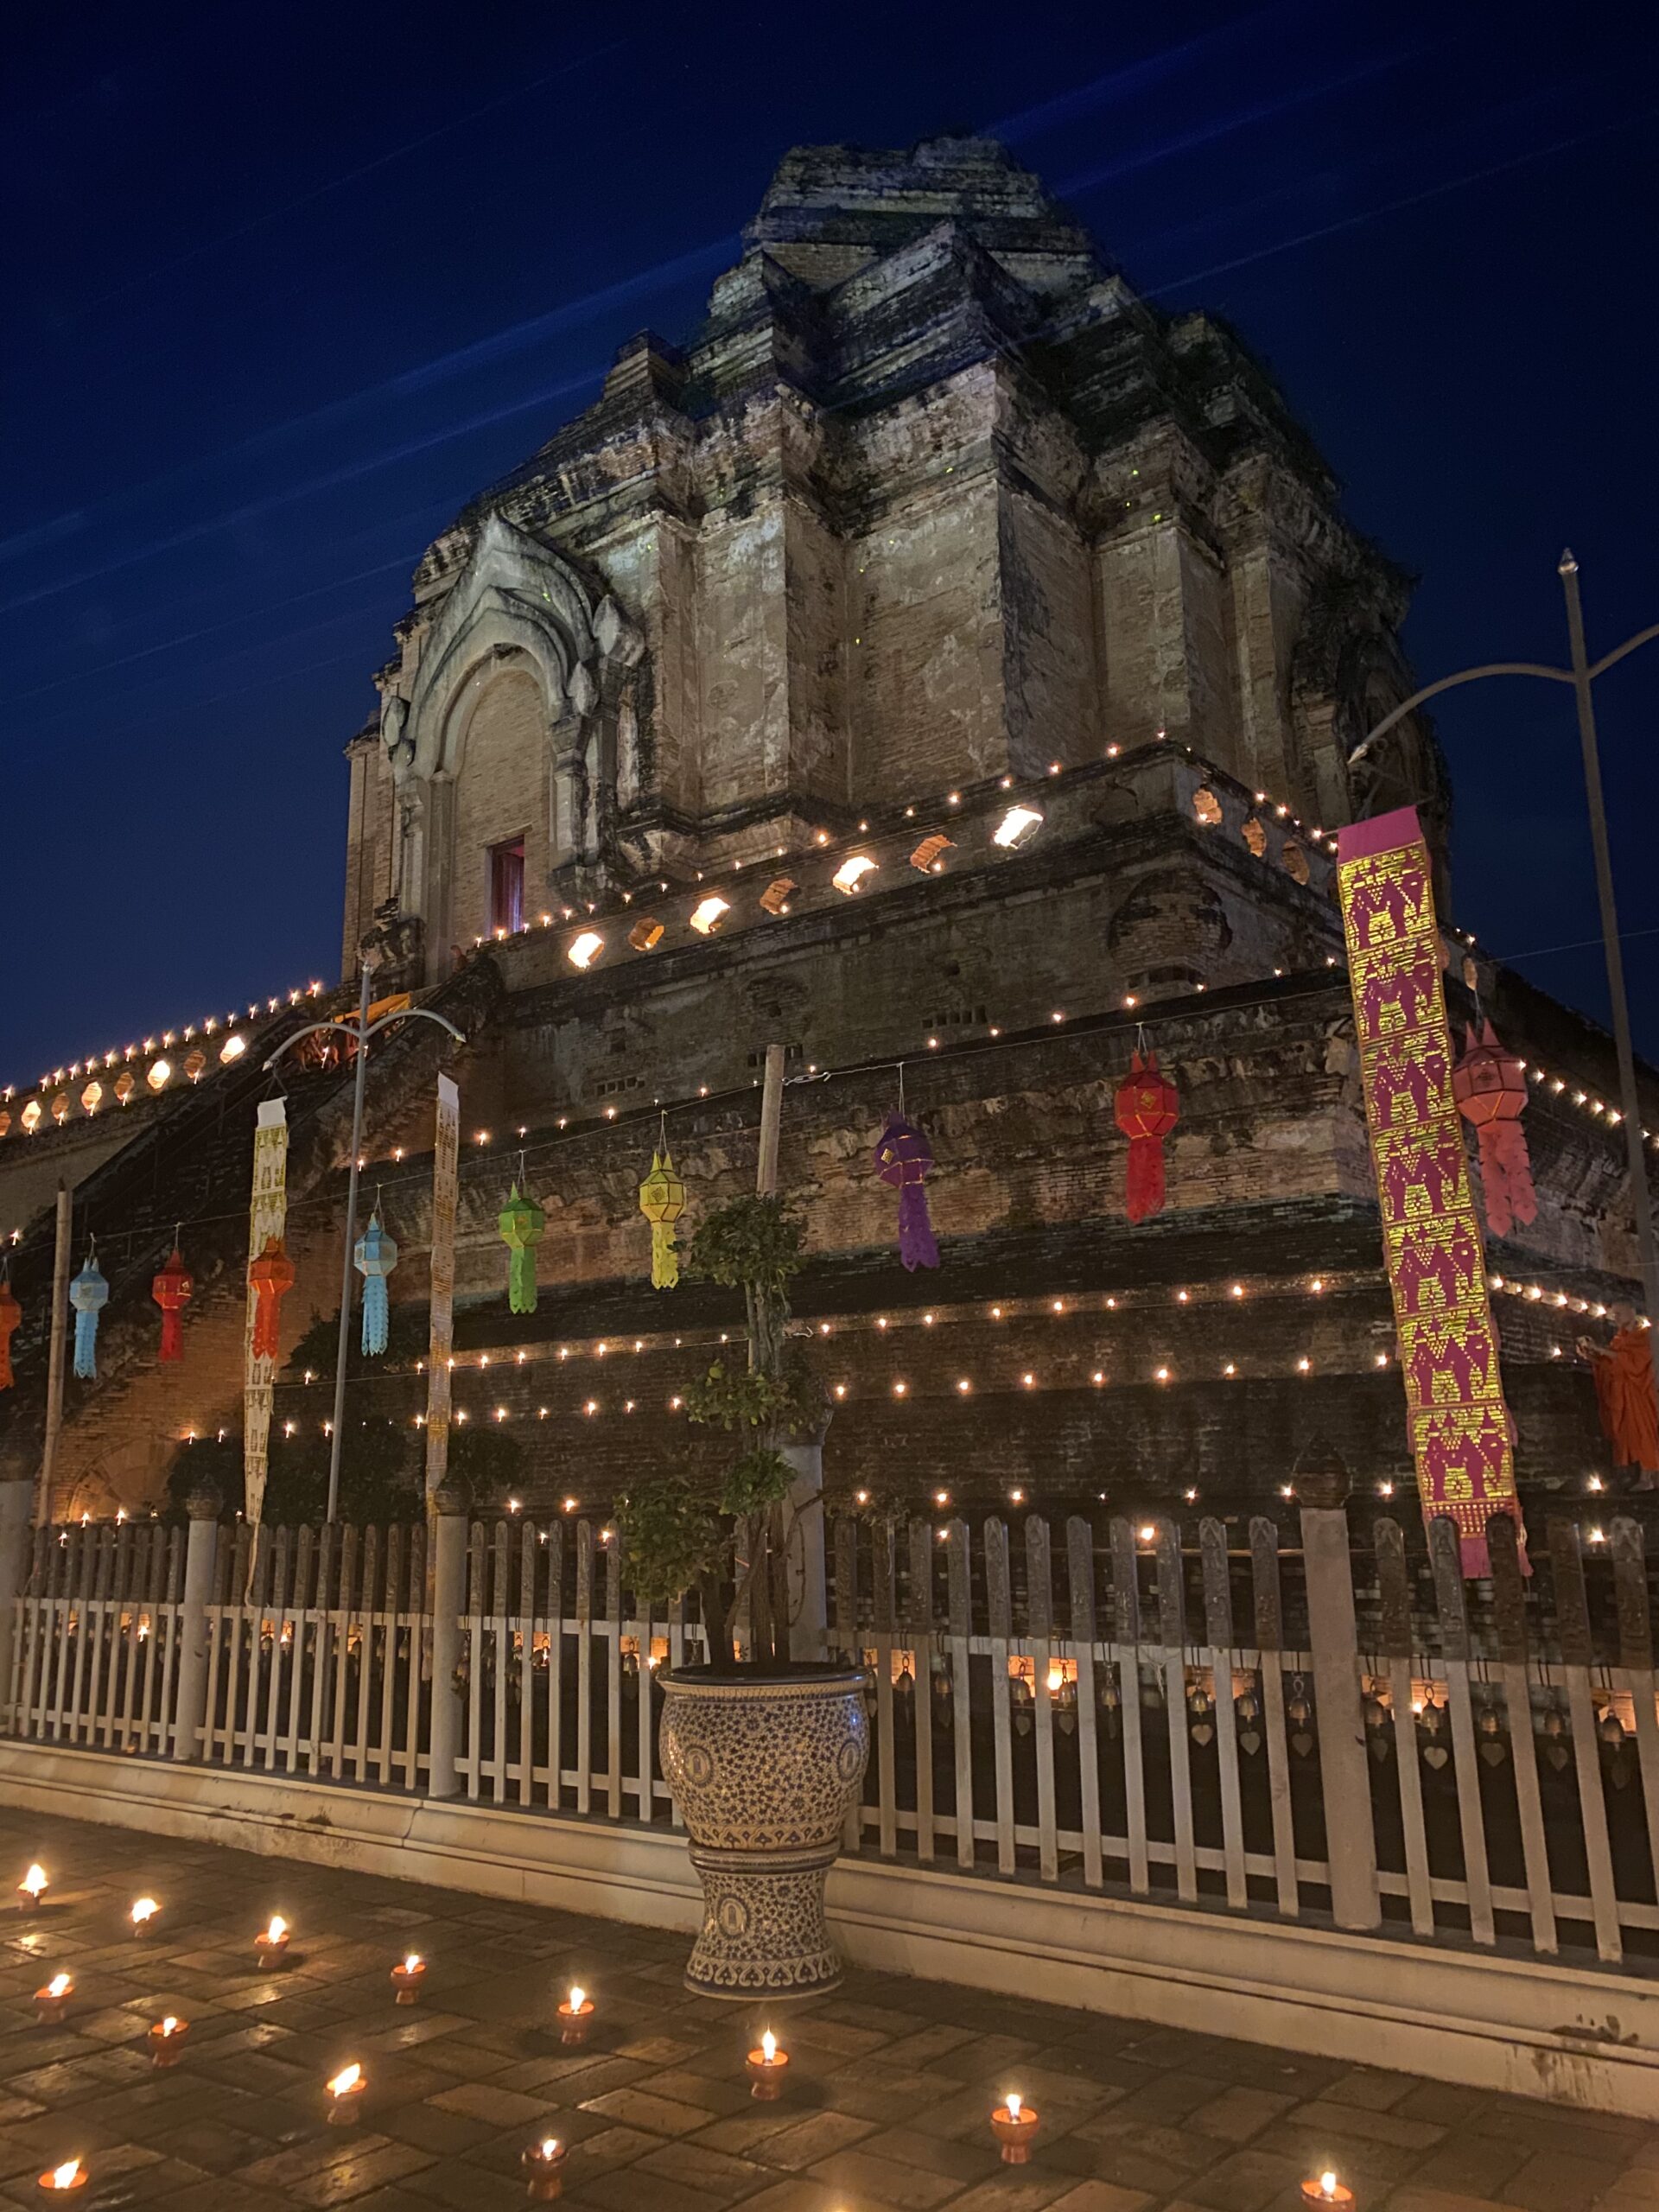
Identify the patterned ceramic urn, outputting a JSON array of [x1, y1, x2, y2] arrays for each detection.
[[660, 1667, 869, 1997]]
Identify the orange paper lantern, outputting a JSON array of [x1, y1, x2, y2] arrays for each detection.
[[1114, 1052, 1179, 1223], [248, 1237, 295, 1360]]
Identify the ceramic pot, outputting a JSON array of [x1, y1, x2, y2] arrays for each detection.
[[660, 1667, 868, 1997]]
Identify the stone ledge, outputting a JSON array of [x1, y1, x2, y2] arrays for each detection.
[[3, 1741, 1656, 2120]]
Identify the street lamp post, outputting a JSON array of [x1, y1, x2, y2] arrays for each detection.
[[1349, 552, 1659, 1319], [266, 965, 464, 1522]]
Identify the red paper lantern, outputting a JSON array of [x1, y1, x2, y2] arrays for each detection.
[[1115, 1051, 1179, 1224], [0, 1272, 18, 1392], [248, 1236, 295, 1361], [1452, 1023, 1535, 1239], [151, 1248, 193, 1363]]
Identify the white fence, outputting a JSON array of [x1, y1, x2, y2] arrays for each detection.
[[6, 1495, 1659, 1974]]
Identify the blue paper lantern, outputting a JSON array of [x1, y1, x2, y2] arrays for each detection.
[[70, 1249, 109, 1381], [353, 1211, 397, 1357]]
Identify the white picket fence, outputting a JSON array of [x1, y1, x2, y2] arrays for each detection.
[[7, 1502, 1659, 1973]]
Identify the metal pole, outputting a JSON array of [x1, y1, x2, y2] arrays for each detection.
[[325, 962, 373, 1523], [1559, 551, 1659, 1320], [35, 1182, 73, 1529]]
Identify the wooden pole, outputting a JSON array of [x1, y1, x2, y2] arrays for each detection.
[[36, 1181, 72, 1528], [756, 1043, 785, 1196]]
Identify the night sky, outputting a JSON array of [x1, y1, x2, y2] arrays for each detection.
[[6, 0, 1656, 1088]]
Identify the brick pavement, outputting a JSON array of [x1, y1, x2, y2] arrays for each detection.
[[0, 1805, 1650, 2211]]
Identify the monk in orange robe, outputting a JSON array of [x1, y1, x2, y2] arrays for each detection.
[[1579, 1303, 1659, 1484]]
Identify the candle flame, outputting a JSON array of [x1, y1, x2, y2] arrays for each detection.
[[161, 2016, 180, 2035], [48, 1974, 71, 1998], [1006, 2093, 1022, 2120], [1320, 2176, 1338, 2201], [48, 2158, 81, 2189], [264, 1916, 287, 1942], [568, 1985, 586, 2012], [403, 1953, 422, 1974], [21, 1863, 48, 1898], [760, 2030, 777, 2063], [131, 1897, 158, 1924], [1046, 1663, 1064, 1694], [539, 2139, 561, 2160], [328, 2064, 362, 2097]]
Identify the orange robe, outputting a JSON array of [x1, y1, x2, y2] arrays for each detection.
[[1592, 1328, 1659, 1475]]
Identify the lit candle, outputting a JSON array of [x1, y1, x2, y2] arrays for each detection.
[[34, 1973, 73, 2024], [18, 1863, 48, 1908], [149, 2015, 189, 2069], [37, 2158, 86, 2193], [745, 2027, 790, 2101], [556, 1984, 595, 2047], [1300, 2174, 1354, 2206], [256, 1915, 289, 1967], [326, 2063, 365, 2125], [390, 1953, 426, 2005], [990, 2090, 1040, 2164], [521, 2135, 568, 2202], [130, 1897, 159, 1935]]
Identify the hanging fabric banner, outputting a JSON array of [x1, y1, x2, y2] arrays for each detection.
[[1337, 806, 1523, 1575], [423, 1074, 460, 1508], [0, 1263, 18, 1391], [242, 1097, 289, 1535]]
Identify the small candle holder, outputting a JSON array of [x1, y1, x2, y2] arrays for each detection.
[[520, 2137, 567, 2202], [390, 1955, 426, 2005], [1301, 2177, 1354, 2207], [34, 1977, 73, 2025], [326, 2064, 365, 2126], [255, 1919, 290, 1969], [37, 2161, 86, 2194], [18, 1866, 49, 1912], [556, 1986, 595, 2047], [149, 2017, 189, 2069], [745, 2031, 789, 2101], [990, 2097, 1040, 2164]]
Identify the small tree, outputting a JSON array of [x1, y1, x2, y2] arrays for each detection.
[[617, 1194, 821, 1673]]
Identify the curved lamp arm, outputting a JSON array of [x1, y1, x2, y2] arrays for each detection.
[[264, 1005, 465, 1071]]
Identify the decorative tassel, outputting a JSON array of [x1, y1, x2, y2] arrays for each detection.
[[248, 1236, 295, 1360], [1114, 1050, 1179, 1224], [1453, 1023, 1535, 1239], [151, 1244, 193, 1363], [70, 1247, 108, 1381], [638, 1142, 686, 1290], [0, 1264, 19, 1390], [353, 1209, 397, 1357], [874, 1113, 940, 1272], [498, 1183, 545, 1316]]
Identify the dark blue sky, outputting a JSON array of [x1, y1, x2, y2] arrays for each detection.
[[4, 0, 1656, 1085]]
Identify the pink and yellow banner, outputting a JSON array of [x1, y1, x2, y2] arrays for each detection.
[[1337, 806, 1523, 1575]]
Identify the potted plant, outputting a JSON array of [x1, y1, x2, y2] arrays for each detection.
[[617, 1193, 868, 1998]]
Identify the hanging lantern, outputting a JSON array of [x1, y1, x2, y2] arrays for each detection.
[[638, 1147, 686, 1290], [0, 1268, 19, 1391], [247, 1236, 295, 1361], [353, 1211, 398, 1357], [1114, 1051, 1179, 1223], [151, 1247, 193, 1363], [70, 1249, 109, 1381], [498, 1184, 545, 1316], [874, 1112, 939, 1272], [1452, 1023, 1536, 1239]]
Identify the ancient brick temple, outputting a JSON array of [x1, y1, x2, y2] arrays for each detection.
[[1, 137, 1651, 1522]]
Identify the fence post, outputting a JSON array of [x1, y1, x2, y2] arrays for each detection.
[[0, 1478, 32, 1730], [172, 1482, 220, 1764], [1297, 1448, 1380, 1930], [427, 1479, 467, 1800]]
